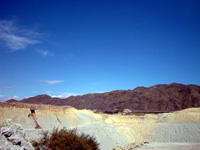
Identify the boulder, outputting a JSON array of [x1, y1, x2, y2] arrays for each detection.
[[0, 119, 34, 150]]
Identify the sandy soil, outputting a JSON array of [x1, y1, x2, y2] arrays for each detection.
[[135, 143, 200, 150]]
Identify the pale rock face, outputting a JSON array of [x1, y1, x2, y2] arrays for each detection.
[[0, 120, 34, 150], [1, 127, 14, 137]]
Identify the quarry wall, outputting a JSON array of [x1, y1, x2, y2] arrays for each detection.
[[0, 105, 200, 150]]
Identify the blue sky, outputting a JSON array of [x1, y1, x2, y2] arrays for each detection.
[[0, 0, 200, 101]]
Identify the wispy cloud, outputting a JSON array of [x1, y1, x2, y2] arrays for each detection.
[[0, 19, 40, 51], [39, 80, 65, 84], [0, 95, 20, 102], [0, 84, 17, 89], [45, 91, 80, 98], [38, 50, 55, 56]]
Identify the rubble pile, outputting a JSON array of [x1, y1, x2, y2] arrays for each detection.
[[0, 121, 34, 150]]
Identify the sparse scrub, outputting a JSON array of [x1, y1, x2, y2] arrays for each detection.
[[32, 128, 99, 150]]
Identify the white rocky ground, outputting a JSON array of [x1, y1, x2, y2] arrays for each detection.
[[0, 120, 34, 150]]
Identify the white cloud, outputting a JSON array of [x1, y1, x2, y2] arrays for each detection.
[[45, 91, 80, 98], [0, 19, 40, 51], [0, 95, 8, 101], [13, 96, 20, 99], [38, 50, 54, 56], [94, 91, 105, 93], [0, 84, 16, 89], [45, 91, 52, 94], [0, 95, 20, 102], [39, 80, 65, 84], [52, 93, 80, 98]]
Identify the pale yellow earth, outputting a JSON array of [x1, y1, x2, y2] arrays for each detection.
[[0, 105, 200, 150]]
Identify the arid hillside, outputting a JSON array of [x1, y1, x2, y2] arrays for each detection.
[[9, 83, 200, 113]]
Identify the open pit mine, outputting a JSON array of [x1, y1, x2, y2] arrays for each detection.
[[0, 102, 200, 150]]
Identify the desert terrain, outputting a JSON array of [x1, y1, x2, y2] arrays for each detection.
[[0, 102, 200, 150]]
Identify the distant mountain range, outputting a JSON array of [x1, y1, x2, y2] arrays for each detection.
[[7, 83, 200, 113]]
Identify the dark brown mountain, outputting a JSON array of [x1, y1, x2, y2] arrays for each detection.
[[20, 94, 61, 105], [6, 99, 18, 103], [14, 83, 200, 113], [63, 83, 200, 112]]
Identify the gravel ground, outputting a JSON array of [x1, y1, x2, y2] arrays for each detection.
[[135, 143, 200, 150], [151, 123, 200, 142]]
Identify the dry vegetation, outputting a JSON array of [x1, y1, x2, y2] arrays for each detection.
[[32, 128, 99, 150]]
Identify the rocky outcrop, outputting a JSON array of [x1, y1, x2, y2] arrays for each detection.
[[0, 120, 34, 150]]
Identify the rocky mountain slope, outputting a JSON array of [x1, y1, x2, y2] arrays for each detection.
[[8, 83, 200, 113]]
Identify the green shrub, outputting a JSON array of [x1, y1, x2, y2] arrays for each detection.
[[32, 128, 99, 150]]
